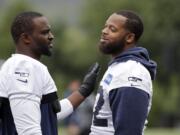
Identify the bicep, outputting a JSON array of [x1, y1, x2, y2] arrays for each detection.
[[109, 87, 150, 135], [10, 97, 42, 135]]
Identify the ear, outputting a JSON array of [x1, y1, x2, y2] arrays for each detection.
[[20, 33, 31, 44], [125, 33, 135, 44]]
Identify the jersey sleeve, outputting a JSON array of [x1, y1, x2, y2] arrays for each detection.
[[7, 61, 57, 99], [106, 61, 152, 96], [8, 61, 44, 99], [107, 61, 152, 134], [10, 97, 42, 135], [109, 87, 149, 135], [1, 56, 58, 135], [5, 60, 45, 135], [41, 67, 57, 95]]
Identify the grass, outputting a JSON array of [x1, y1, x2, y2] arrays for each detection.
[[58, 127, 180, 135], [145, 128, 180, 135]]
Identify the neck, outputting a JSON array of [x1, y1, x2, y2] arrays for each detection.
[[16, 48, 41, 60], [111, 43, 136, 58]]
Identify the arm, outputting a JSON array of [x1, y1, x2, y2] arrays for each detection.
[[109, 87, 149, 135], [57, 63, 100, 120], [6, 62, 49, 135], [10, 95, 42, 135]]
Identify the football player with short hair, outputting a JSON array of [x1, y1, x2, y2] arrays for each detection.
[[0, 11, 99, 135], [90, 10, 157, 135]]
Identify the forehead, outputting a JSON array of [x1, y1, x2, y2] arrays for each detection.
[[106, 13, 127, 28], [32, 16, 51, 30]]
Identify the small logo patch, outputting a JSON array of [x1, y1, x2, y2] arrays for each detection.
[[17, 79, 28, 83], [104, 74, 113, 85], [128, 76, 142, 87], [128, 77, 142, 82], [15, 72, 29, 77]]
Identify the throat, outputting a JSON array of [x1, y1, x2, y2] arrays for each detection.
[[16, 49, 41, 60]]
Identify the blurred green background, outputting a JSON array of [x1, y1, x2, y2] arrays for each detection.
[[0, 0, 180, 134]]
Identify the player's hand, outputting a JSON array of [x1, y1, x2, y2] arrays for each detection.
[[78, 62, 100, 97]]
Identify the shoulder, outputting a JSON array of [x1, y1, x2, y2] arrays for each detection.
[[109, 60, 150, 76], [102, 60, 152, 95], [1, 54, 47, 74], [1, 54, 50, 88]]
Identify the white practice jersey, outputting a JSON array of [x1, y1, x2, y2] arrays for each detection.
[[0, 54, 57, 135], [90, 60, 152, 135]]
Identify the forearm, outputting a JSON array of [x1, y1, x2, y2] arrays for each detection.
[[57, 93, 84, 120], [57, 63, 99, 120], [67, 91, 85, 108], [67, 63, 99, 108], [57, 98, 75, 120]]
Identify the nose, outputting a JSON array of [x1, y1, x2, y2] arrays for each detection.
[[49, 32, 54, 41], [102, 27, 108, 35]]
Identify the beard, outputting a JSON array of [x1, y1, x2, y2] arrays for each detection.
[[39, 44, 52, 56], [99, 38, 125, 55], [33, 42, 52, 57]]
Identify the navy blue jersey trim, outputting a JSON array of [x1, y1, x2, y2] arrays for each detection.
[[93, 118, 108, 127], [41, 92, 58, 104], [0, 97, 17, 135], [109, 87, 149, 135], [40, 103, 58, 135], [93, 87, 108, 127]]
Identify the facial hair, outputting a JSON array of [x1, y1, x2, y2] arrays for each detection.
[[34, 39, 52, 57], [39, 44, 52, 56], [99, 38, 125, 55], [32, 42, 52, 58]]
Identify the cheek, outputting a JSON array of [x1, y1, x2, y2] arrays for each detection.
[[114, 32, 127, 42], [36, 36, 47, 44], [110, 34, 122, 43]]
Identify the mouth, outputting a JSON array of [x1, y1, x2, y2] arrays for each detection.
[[48, 43, 53, 48], [100, 36, 109, 43]]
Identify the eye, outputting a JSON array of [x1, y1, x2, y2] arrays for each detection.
[[110, 26, 117, 32], [41, 29, 50, 35]]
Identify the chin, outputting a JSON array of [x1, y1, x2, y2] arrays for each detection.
[[99, 46, 112, 55], [46, 52, 52, 56], [99, 41, 125, 55], [99, 42, 112, 54], [43, 50, 52, 56]]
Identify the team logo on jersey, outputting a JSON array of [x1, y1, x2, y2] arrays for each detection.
[[104, 74, 113, 85], [17, 79, 28, 83], [128, 76, 142, 87], [15, 71, 29, 83], [128, 76, 142, 82], [15, 71, 29, 77]]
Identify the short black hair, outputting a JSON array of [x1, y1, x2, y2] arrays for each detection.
[[11, 11, 43, 43], [116, 10, 144, 42]]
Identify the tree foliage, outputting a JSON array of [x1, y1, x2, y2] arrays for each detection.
[[0, 0, 33, 59], [80, 0, 180, 127], [0, 0, 180, 127]]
